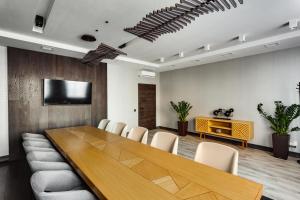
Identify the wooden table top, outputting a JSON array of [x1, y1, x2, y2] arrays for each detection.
[[46, 126, 263, 200]]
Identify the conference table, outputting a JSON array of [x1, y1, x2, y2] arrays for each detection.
[[46, 126, 263, 200]]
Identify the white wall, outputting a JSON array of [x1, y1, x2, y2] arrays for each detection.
[[159, 47, 300, 153], [107, 60, 160, 131], [0, 46, 9, 157]]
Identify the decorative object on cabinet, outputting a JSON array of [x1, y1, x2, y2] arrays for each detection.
[[170, 101, 192, 136], [195, 116, 253, 147], [213, 108, 234, 119], [258, 101, 300, 160]]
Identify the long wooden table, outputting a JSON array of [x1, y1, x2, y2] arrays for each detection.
[[46, 126, 263, 200]]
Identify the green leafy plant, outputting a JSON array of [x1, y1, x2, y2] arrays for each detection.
[[170, 101, 192, 122], [257, 101, 300, 135]]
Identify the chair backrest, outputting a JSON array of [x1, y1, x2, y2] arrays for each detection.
[[194, 142, 239, 175], [106, 122, 127, 135], [127, 127, 148, 144], [31, 170, 82, 194], [150, 132, 178, 155], [23, 140, 52, 148], [120, 125, 129, 138], [27, 151, 63, 162], [105, 121, 113, 132], [98, 119, 110, 130]]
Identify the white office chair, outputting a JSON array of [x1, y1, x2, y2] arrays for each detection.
[[194, 142, 239, 175], [104, 121, 113, 132], [23, 136, 50, 143], [23, 140, 53, 148], [31, 170, 96, 200], [27, 151, 64, 162], [22, 133, 46, 140], [28, 161, 72, 172], [97, 119, 110, 130], [106, 122, 127, 135], [127, 127, 148, 144], [150, 132, 179, 155], [23, 145, 56, 154], [23, 141, 54, 153]]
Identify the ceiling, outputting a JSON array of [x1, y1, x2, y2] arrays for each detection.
[[0, 0, 300, 71]]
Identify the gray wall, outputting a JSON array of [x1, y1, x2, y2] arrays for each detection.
[[159, 47, 300, 153]]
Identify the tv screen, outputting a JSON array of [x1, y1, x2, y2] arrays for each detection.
[[43, 79, 92, 105]]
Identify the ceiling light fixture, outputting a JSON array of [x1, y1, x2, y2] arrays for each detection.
[[179, 52, 184, 58], [160, 57, 165, 63], [264, 42, 280, 48], [238, 34, 246, 42], [204, 44, 211, 51], [41, 46, 53, 51], [289, 19, 299, 30]]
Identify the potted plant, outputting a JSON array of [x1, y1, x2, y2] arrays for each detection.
[[170, 101, 192, 136], [257, 101, 300, 159]]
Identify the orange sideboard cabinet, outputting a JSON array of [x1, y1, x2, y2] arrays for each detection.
[[195, 116, 254, 147]]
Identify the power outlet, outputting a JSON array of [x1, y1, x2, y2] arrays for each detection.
[[290, 140, 298, 148]]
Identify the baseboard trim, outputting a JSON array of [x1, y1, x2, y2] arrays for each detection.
[[157, 126, 300, 158], [0, 155, 9, 163]]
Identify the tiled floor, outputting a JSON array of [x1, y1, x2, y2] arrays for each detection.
[[149, 129, 300, 200]]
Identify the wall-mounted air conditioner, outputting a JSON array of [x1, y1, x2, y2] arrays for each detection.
[[139, 70, 156, 78]]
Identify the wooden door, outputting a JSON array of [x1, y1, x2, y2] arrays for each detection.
[[138, 84, 156, 130]]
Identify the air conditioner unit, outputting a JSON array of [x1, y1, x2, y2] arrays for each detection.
[[139, 70, 156, 78]]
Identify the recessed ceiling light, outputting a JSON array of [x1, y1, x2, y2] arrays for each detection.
[[179, 52, 184, 58], [264, 42, 280, 48], [160, 57, 165, 63], [41, 46, 53, 51]]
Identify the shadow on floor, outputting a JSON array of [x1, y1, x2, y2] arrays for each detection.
[[0, 159, 35, 200]]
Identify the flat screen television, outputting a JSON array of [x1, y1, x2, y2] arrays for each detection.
[[43, 79, 92, 105]]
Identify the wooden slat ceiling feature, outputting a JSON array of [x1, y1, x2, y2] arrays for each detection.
[[124, 0, 244, 42], [81, 43, 127, 64]]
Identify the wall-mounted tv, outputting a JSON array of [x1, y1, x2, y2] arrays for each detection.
[[43, 79, 92, 105]]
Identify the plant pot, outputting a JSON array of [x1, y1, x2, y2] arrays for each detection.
[[178, 121, 188, 136], [272, 133, 290, 160]]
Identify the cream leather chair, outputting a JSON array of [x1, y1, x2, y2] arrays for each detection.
[[106, 122, 127, 135], [104, 121, 113, 132], [98, 119, 110, 130], [150, 132, 178, 155], [127, 127, 148, 144], [31, 170, 96, 200], [194, 142, 239, 175]]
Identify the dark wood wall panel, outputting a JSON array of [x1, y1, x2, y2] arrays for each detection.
[[7, 47, 107, 160]]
